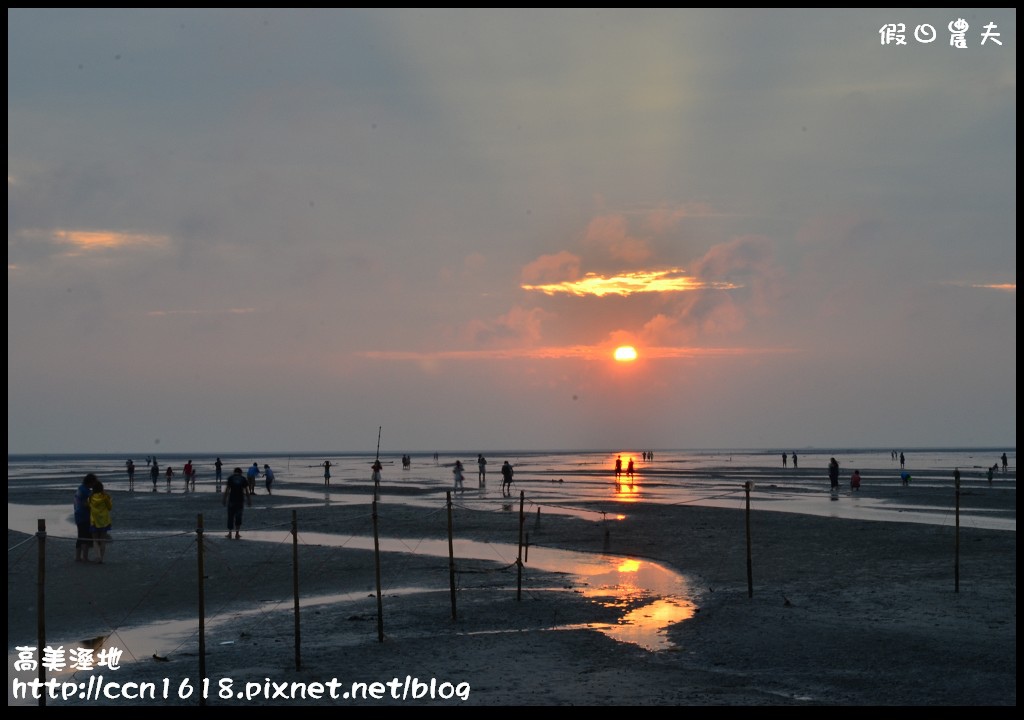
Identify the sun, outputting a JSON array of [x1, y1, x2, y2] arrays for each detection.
[[613, 345, 638, 362]]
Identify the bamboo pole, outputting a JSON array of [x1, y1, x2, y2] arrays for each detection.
[[372, 500, 384, 642], [745, 482, 753, 599], [292, 510, 301, 669], [447, 491, 456, 620], [954, 469, 961, 593], [36, 519, 46, 708], [516, 491, 525, 601], [196, 514, 206, 706]]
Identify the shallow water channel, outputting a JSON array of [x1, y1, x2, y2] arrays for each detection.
[[9, 503, 695, 706]]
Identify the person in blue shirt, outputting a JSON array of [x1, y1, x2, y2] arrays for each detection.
[[246, 462, 260, 494], [74, 473, 98, 562]]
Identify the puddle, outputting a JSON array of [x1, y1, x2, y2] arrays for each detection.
[[9, 515, 694, 705]]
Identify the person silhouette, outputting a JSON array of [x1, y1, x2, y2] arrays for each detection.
[[614, 455, 622, 479], [501, 461, 514, 495], [477, 454, 487, 487]]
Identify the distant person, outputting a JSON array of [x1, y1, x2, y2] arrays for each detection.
[[183, 460, 194, 489], [900, 471, 912, 487], [850, 469, 861, 491], [782, 453, 787, 468], [247, 462, 260, 494], [371, 459, 383, 487], [899, 452, 905, 469], [614, 455, 623, 479], [150, 460, 160, 491], [792, 453, 798, 469], [954, 467, 961, 487], [74, 473, 99, 563], [322, 460, 332, 486], [215, 457, 224, 489], [88, 480, 113, 563], [828, 457, 840, 490], [126, 459, 136, 491], [189, 467, 197, 492], [452, 460, 465, 490], [1000, 453, 1008, 472], [626, 457, 635, 481], [501, 461, 514, 495], [165, 465, 174, 489], [262, 464, 275, 495], [222, 467, 252, 540], [987, 465, 995, 485], [477, 454, 487, 487]]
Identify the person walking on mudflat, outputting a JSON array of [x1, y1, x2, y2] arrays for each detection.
[[477, 454, 488, 487], [828, 457, 840, 491], [223, 467, 252, 540], [88, 481, 113, 563], [74, 473, 98, 563], [501, 460, 514, 495]]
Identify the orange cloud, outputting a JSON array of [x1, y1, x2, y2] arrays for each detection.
[[51, 229, 168, 255], [522, 269, 739, 297]]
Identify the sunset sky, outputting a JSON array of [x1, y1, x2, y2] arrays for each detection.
[[8, 9, 1016, 454]]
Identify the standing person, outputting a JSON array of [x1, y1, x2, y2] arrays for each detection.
[[370, 459, 383, 488], [792, 452, 798, 469], [222, 467, 252, 540], [782, 453, 787, 468], [74, 473, 98, 563], [322, 460, 332, 486], [183, 460, 194, 491], [452, 460, 465, 490], [150, 460, 160, 491], [900, 452, 905, 469], [126, 459, 135, 491], [954, 467, 961, 487], [614, 455, 623, 480], [987, 465, 995, 485], [626, 457, 635, 481], [189, 467, 197, 492], [477, 454, 487, 487], [165, 465, 174, 489], [828, 457, 839, 491], [214, 457, 224, 490], [501, 460, 514, 495], [1001, 453, 1008, 472], [850, 469, 861, 491], [247, 462, 260, 494], [262, 464, 275, 495], [88, 481, 113, 564]]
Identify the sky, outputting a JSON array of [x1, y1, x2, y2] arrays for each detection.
[[8, 9, 1017, 455]]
